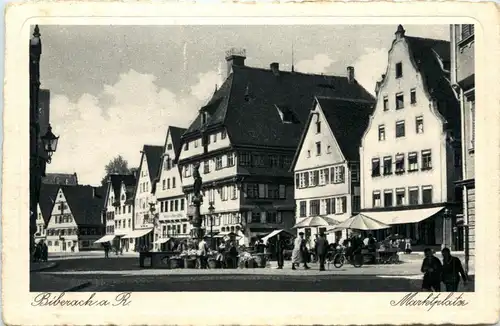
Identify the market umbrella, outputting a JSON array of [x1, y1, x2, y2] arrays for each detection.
[[335, 213, 391, 231], [261, 229, 294, 243], [292, 216, 340, 229]]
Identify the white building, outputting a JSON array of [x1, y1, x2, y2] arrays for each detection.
[[154, 126, 189, 251], [45, 185, 105, 252], [178, 49, 374, 246], [291, 95, 374, 244], [35, 183, 59, 244], [128, 145, 163, 250], [359, 25, 462, 248], [97, 174, 137, 252]]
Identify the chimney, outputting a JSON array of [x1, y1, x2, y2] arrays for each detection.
[[347, 66, 355, 84], [270, 62, 280, 76], [395, 24, 406, 40], [225, 48, 246, 77]]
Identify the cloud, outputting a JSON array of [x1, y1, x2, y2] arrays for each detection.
[[47, 69, 219, 185], [353, 47, 388, 95], [295, 54, 335, 74]]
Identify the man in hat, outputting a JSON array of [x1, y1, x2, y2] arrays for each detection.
[[315, 230, 329, 271], [275, 234, 286, 269]]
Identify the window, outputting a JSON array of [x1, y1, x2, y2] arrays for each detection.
[[371, 158, 381, 177], [325, 198, 334, 215], [267, 212, 277, 224], [422, 186, 433, 204], [309, 200, 320, 216], [251, 212, 260, 223], [227, 153, 235, 167], [298, 173, 306, 188], [352, 195, 361, 213], [313, 170, 320, 186], [383, 157, 392, 175], [408, 152, 418, 171], [170, 201, 174, 211], [231, 185, 238, 200], [239, 153, 251, 166], [396, 94, 404, 110], [408, 187, 419, 205], [378, 125, 386, 141], [461, 24, 474, 39], [416, 116, 424, 134], [213, 133, 217, 143], [410, 89, 417, 104], [299, 201, 307, 217], [351, 164, 359, 182], [184, 142, 189, 151], [395, 62, 403, 78], [215, 156, 223, 170], [277, 212, 283, 224], [307, 150, 311, 158], [221, 186, 228, 201], [279, 185, 286, 199], [335, 197, 347, 214], [221, 130, 227, 139], [172, 177, 176, 188], [395, 121, 405, 138], [327, 146, 331, 154], [316, 142, 321, 155], [204, 160, 210, 174], [383, 96, 389, 111], [395, 154, 405, 174], [316, 121, 321, 134], [167, 178, 170, 189], [183, 224, 187, 234], [332, 166, 345, 183], [421, 150, 432, 170], [396, 188, 405, 206], [319, 169, 326, 185], [253, 155, 265, 167], [258, 184, 267, 199], [269, 155, 279, 168], [470, 100, 475, 148], [384, 190, 393, 207]]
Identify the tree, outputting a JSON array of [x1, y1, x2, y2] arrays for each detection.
[[101, 155, 131, 186]]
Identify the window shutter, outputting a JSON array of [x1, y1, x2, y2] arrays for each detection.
[[341, 197, 347, 213], [295, 174, 299, 188]]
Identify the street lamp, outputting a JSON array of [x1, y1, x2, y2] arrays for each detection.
[[40, 124, 59, 163], [443, 208, 452, 249], [208, 202, 215, 249]]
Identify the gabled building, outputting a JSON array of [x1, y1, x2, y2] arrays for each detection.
[[126, 145, 163, 251], [46, 185, 105, 252], [359, 25, 461, 248], [42, 172, 79, 185], [97, 174, 137, 252], [178, 48, 374, 245], [35, 183, 59, 243], [291, 95, 374, 244], [451, 24, 475, 255], [154, 126, 188, 251]]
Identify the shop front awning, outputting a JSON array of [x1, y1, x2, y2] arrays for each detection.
[[94, 234, 115, 243], [154, 237, 171, 244], [364, 206, 445, 225], [122, 228, 153, 239]]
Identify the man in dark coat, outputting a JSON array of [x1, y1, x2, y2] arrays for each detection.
[[441, 247, 468, 291], [315, 231, 329, 271], [421, 248, 443, 291], [275, 234, 286, 269]]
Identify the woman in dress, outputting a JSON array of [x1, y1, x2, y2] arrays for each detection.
[[292, 232, 310, 270]]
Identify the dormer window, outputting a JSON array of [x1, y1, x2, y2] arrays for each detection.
[[201, 111, 209, 125], [275, 105, 300, 124]]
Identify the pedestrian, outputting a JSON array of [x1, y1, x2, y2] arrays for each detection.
[[441, 247, 468, 292], [34, 242, 42, 262], [292, 232, 304, 270], [41, 240, 48, 262], [198, 237, 209, 269], [404, 238, 412, 254], [421, 248, 442, 292], [275, 234, 285, 269], [315, 230, 329, 271], [104, 242, 110, 258], [71, 244, 75, 253]]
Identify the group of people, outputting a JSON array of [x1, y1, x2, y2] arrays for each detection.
[[33, 240, 48, 262], [291, 231, 331, 271], [421, 247, 468, 292]]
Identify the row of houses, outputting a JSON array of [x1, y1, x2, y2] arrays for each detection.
[[37, 24, 475, 254]]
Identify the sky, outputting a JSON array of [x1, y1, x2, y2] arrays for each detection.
[[39, 24, 450, 185]]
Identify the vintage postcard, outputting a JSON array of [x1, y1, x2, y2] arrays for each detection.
[[2, 2, 499, 325]]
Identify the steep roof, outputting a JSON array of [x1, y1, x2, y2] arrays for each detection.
[[62, 185, 105, 226], [108, 174, 136, 204], [42, 173, 78, 185], [143, 145, 163, 184], [168, 126, 187, 160], [317, 97, 374, 161], [183, 65, 375, 150], [404, 36, 459, 133], [38, 183, 60, 224]]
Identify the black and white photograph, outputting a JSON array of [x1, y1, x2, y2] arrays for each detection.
[[3, 3, 500, 325]]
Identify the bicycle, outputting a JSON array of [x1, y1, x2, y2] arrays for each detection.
[[332, 247, 363, 268]]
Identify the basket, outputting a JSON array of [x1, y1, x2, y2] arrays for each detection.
[[208, 259, 221, 269], [169, 258, 184, 269], [184, 258, 197, 269]]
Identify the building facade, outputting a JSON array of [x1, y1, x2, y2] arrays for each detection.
[[45, 185, 105, 252], [451, 24, 475, 255], [359, 25, 462, 248], [154, 126, 189, 251], [178, 48, 374, 245], [128, 145, 163, 250], [291, 95, 374, 244], [35, 183, 60, 244], [99, 174, 136, 252]]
